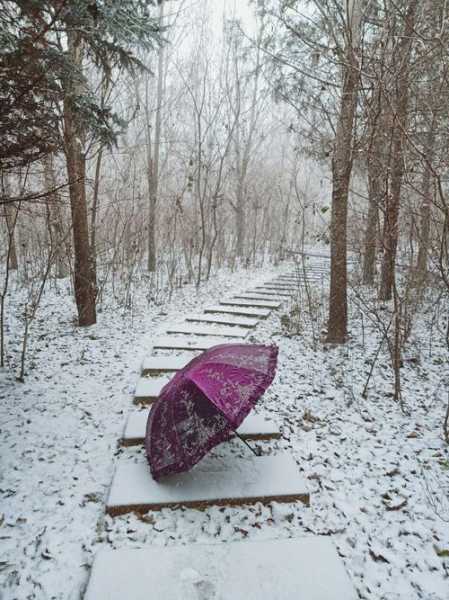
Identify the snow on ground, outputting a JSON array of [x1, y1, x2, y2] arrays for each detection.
[[1, 259, 448, 599]]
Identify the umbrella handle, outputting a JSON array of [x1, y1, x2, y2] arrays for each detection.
[[233, 430, 261, 457]]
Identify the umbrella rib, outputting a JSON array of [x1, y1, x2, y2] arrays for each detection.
[[232, 429, 260, 456]]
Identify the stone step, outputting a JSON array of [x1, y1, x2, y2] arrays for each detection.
[[221, 298, 281, 309], [205, 305, 271, 318], [278, 269, 328, 276], [141, 354, 193, 376], [233, 293, 286, 303], [134, 376, 170, 405], [106, 454, 309, 516], [243, 290, 287, 299], [253, 287, 295, 296], [263, 283, 298, 289], [152, 336, 226, 352], [273, 276, 323, 283], [279, 271, 327, 276], [165, 323, 248, 339], [122, 409, 281, 445], [85, 538, 357, 600], [186, 314, 259, 328], [275, 275, 324, 281]]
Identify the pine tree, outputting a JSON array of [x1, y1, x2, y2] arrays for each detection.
[[1, 1, 162, 325]]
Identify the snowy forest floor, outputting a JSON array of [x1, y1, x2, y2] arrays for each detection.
[[1, 260, 448, 600]]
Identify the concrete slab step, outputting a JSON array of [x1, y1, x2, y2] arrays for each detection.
[[85, 538, 357, 600], [106, 454, 309, 516], [243, 290, 287, 299], [141, 354, 193, 376], [134, 376, 170, 405], [186, 314, 259, 328], [233, 293, 286, 303], [205, 305, 271, 318], [221, 298, 281, 309], [152, 336, 225, 352], [253, 287, 295, 296], [165, 323, 248, 339], [121, 410, 281, 445]]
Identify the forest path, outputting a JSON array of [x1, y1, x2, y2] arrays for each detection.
[[82, 262, 358, 599]]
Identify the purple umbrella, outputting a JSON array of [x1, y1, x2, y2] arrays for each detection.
[[145, 343, 278, 480]]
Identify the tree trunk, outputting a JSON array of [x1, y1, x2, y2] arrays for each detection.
[[326, 0, 362, 344], [235, 176, 246, 259], [4, 204, 18, 271], [362, 86, 384, 285], [90, 77, 110, 287], [90, 146, 102, 286], [233, 21, 263, 260], [379, 1, 418, 300], [416, 124, 436, 279], [43, 155, 68, 278], [63, 31, 96, 326], [146, 0, 165, 273], [363, 158, 381, 284], [2, 177, 18, 271]]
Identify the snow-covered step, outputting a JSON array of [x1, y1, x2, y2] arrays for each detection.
[[260, 288, 296, 294], [234, 290, 286, 302], [276, 278, 299, 282], [243, 290, 286, 298], [85, 538, 357, 600], [281, 269, 327, 274], [247, 287, 284, 293], [233, 293, 286, 303], [221, 298, 281, 309], [253, 287, 295, 297], [277, 272, 327, 279], [134, 376, 171, 405], [186, 314, 259, 328], [273, 279, 321, 285], [152, 336, 225, 352], [141, 354, 193, 375], [279, 269, 327, 275], [263, 282, 312, 289], [264, 282, 297, 289], [276, 276, 321, 282], [165, 323, 248, 339], [274, 275, 323, 282], [121, 410, 281, 446], [106, 454, 309, 516], [205, 305, 271, 318], [255, 286, 295, 295]]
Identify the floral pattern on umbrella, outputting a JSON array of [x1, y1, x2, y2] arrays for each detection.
[[145, 344, 278, 480]]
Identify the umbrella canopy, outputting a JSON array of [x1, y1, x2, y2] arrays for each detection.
[[145, 343, 278, 480]]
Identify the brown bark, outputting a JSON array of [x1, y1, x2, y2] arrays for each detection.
[[146, 147, 157, 273], [233, 22, 263, 260], [363, 167, 380, 285], [2, 177, 18, 270], [63, 31, 96, 326], [326, 4, 362, 344], [4, 204, 18, 271], [43, 155, 68, 278], [362, 88, 384, 285], [90, 146, 103, 286], [416, 126, 436, 278], [146, 0, 165, 273], [379, 1, 418, 300]]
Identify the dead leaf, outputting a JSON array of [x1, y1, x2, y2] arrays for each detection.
[[369, 549, 390, 563]]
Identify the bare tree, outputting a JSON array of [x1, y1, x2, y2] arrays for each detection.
[[63, 30, 97, 326], [379, 0, 418, 301], [326, 0, 363, 343]]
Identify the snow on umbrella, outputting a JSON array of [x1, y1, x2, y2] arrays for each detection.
[[145, 343, 278, 480]]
